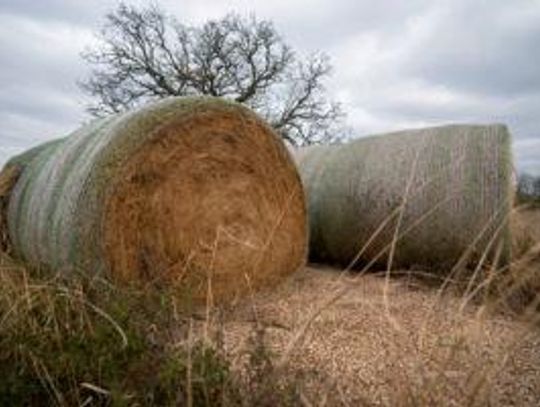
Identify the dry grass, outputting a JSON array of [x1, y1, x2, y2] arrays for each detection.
[[0, 253, 237, 406], [2, 253, 540, 405], [1, 202, 539, 406], [190, 207, 540, 405], [0, 252, 310, 406], [205, 265, 540, 406], [517, 207, 540, 242]]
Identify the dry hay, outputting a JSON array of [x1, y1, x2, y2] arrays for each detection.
[[0, 97, 307, 303], [512, 207, 540, 257], [295, 124, 513, 270], [504, 208, 540, 309], [212, 267, 540, 406]]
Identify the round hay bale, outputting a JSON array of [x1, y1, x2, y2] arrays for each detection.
[[1, 97, 307, 302], [295, 124, 513, 270]]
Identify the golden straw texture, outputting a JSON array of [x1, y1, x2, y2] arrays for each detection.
[[1, 97, 307, 302]]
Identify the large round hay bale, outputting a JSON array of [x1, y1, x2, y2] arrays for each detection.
[[0, 97, 307, 302], [295, 124, 513, 270]]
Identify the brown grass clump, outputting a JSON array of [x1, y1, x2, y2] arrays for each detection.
[[0, 97, 307, 304], [513, 206, 540, 247], [496, 207, 540, 312]]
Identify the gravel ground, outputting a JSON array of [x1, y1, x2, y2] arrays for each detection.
[[197, 266, 540, 406]]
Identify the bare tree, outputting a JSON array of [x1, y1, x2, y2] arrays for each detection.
[[80, 4, 344, 146]]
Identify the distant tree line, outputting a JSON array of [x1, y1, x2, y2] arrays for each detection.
[[516, 173, 540, 205]]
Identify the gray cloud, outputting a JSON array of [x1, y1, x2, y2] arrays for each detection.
[[324, 0, 540, 173], [514, 138, 540, 175], [0, 0, 116, 26], [0, 0, 539, 174], [0, 12, 91, 150], [400, 1, 540, 97]]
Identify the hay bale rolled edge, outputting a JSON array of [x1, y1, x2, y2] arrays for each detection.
[[295, 124, 513, 270], [1, 97, 308, 302]]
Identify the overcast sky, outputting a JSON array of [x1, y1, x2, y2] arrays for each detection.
[[1, 0, 539, 174]]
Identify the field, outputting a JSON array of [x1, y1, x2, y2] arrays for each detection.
[[519, 207, 540, 241], [1, 209, 539, 406], [215, 265, 540, 405]]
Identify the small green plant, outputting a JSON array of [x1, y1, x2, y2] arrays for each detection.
[[0, 255, 318, 406], [0, 259, 240, 406]]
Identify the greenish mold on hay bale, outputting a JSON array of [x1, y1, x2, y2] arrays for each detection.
[[1, 97, 307, 302], [295, 124, 513, 270]]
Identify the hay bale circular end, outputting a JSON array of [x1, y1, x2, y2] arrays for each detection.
[[2, 98, 307, 303]]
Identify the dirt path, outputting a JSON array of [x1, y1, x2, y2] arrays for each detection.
[[201, 266, 540, 405]]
